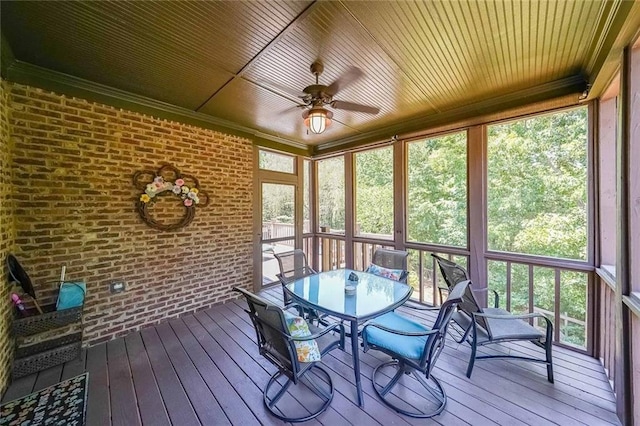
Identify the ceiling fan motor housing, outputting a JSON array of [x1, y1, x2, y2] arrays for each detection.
[[310, 61, 324, 78]]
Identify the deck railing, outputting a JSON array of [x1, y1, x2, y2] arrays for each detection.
[[314, 234, 591, 352], [262, 222, 295, 240], [596, 270, 617, 388]]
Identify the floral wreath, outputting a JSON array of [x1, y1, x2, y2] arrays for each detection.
[[132, 164, 209, 231]]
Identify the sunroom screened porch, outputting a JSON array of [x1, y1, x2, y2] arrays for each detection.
[[1, 1, 639, 424]]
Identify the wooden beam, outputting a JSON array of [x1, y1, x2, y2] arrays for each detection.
[[614, 45, 632, 425], [344, 152, 354, 268], [392, 138, 405, 251], [467, 126, 487, 306]]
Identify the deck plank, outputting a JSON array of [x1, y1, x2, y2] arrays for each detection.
[[60, 349, 86, 381], [140, 327, 201, 426], [183, 313, 286, 426], [124, 332, 171, 426], [154, 321, 230, 425], [2, 290, 620, 426], [107, 338, 142, 426], [85, 343, 111, 426], [1, 374, 36, 403], [168, 317, 261, 426], [32, 364, 63, 392]]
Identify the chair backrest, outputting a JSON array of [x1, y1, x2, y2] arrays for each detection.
[[371, 248, 409, 270], [234, 287, 298, 376], [431, 254, 469, 289], [368, 248, 410, 283], [431, 254, 488, 331], [273, 249, 316, 284], [420, 280, 470, 371]]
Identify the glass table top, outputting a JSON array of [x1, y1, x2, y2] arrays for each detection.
[[285, 269, 413, 321]]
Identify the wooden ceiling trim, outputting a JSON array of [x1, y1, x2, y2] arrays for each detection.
[[587, 1, 640, 98], [585, 0, 632, 79], [0, 33, 15, 79], [194, 1, 318, 112], [5, 60, 311, 156], [316, 93, 584, 158], [313, 74, 586, 155]]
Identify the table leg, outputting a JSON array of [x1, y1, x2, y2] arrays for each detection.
[[350, 320, 364, 407]]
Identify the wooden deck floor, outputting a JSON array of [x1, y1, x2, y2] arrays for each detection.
[[2, 286, 620, 425]]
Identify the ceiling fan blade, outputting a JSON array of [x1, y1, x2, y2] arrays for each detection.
[[326, 66, 364, 95], [331, 100, 380, 114]]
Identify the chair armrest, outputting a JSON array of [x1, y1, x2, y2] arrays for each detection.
[[437, 286, 449, 303], [288, 322, 345, 342], [472, 311, 552, 327], [362, 321, 438, 337], [491, 289, 500, 308], [402, 300, 440, 311], [468, 286, 500, 307]]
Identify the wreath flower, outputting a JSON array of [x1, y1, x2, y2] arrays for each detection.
[[133, 164, 209, 231], [141, 175, 200, 207]]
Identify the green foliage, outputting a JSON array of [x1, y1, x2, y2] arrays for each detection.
[[407, 132, 468, 246], [487, 107, 588, 260], [317, 157, 345, 231], [355, 147, 394, 236], [259, 150, 294, 173], [262, 183, 294, 223]]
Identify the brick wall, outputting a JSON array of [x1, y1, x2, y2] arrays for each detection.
[[0, 80, 16, 394], [5, 83, 254, 351]]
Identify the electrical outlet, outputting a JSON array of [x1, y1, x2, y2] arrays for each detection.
[[109, 281, 126, 294]]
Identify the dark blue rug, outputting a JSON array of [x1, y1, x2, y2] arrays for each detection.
[[1, 373, 88, 426]]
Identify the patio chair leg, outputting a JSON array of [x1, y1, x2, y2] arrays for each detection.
[[302, 366, 333, 400], [378, 361, 405, 397], [466, 339, 477, 379], [453, 322, 472, 344], [545, 340, 554, 383], [372, 360, 448, 418], [412, 371, 444, 402], [265, 371, 293, 407]]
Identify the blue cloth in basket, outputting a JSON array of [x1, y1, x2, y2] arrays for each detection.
[[56, 282, 86, 310]]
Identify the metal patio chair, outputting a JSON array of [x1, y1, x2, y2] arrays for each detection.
[[273, 249, 324, 322], [273, 249, 317, 306], [431, 254, 554, 383], [234, 287, 345, 422], [431, 253, 499, 308], [365, 248, 410, 283], [362, 280, 470, 418]]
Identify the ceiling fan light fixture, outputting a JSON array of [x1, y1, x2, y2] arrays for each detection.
[[303, 107, 332, 134]]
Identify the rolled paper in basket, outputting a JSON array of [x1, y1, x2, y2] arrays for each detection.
[[60, 265, 66, 284]]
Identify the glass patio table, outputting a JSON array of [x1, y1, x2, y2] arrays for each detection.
[[284, 268, 413, 407]]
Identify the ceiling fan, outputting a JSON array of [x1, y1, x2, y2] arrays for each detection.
[[272, 61, 381, 134]]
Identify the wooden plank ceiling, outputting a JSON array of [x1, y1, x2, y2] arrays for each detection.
[[1, 1, 637, 152]]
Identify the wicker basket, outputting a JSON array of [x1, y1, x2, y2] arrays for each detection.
[[13, 304, 83, 337], [12, 333, 82, 378]]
